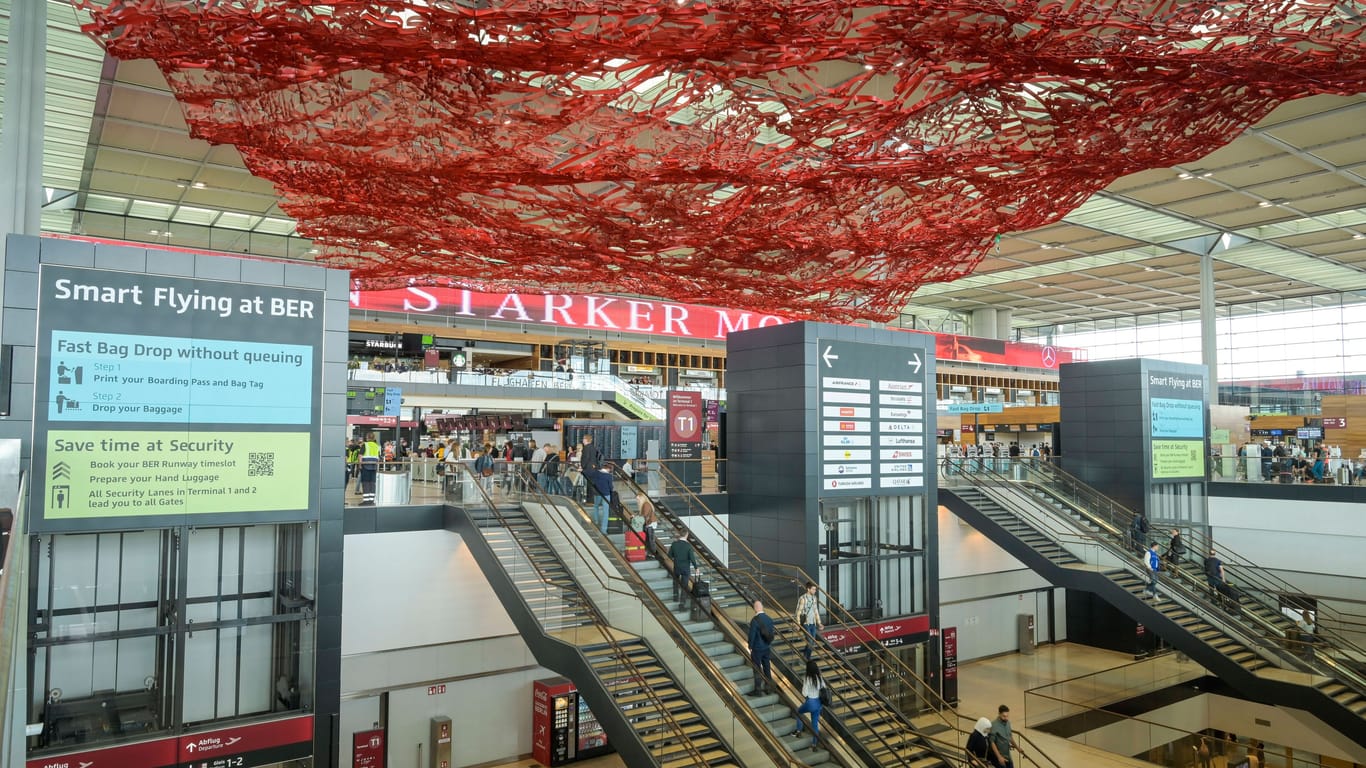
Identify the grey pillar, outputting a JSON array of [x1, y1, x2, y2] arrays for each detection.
[[0, 0, 48, 347], [995, 309, 1014, 341], [1200, 251, 1217, 398], [971, 307, 998, 339]]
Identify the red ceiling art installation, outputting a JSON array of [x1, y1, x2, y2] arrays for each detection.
[[81, 1, 1364, 321]]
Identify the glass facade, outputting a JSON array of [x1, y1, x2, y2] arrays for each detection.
[[28, 523, 316, 755], [1017, 293, 1366, 411]]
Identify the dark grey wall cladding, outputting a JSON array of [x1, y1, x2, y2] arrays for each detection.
[[2, 234, 348, 767], [726, 321, 937, 592], [1060, 358, 1208, 517]]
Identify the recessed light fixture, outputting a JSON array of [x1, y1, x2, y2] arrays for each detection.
[[1144, 266, 1155, 272], [1258, 200, 1273, 208], [1354, 233, 1365, 241]]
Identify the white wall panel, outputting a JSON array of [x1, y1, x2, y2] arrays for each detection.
[[342, 530, 518, 655]]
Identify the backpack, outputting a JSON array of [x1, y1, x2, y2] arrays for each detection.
[[818, 682, 832, 707], [759, 619, 774, 644], [543, 453, 560, 477]]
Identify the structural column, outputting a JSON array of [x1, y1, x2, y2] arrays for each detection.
[[0, 0, 48, 344], [1200, 251, 1218, 391]]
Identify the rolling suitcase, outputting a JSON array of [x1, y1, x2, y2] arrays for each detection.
[[624, 530, 647, 562]]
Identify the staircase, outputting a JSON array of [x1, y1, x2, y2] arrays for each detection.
[[608, 468, 1057, 768], [940, 462, 1366, 750], [451, 501, 744, 767]]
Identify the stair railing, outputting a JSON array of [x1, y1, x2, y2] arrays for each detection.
[[634, 464, 1065, 768], [446, 463, 727, 768], [492, 464, 817, 768], [986, 458, 1366, 693]]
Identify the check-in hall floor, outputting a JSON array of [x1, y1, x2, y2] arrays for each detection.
[[482, 643, 1166, 768]]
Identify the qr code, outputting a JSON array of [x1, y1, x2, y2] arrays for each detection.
[[248, 452, 275, 477]]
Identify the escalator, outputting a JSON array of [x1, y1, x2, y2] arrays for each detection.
[[612, 466, 1064, 768], [449, 466, 857, 768], [939, 459, 1366, 750], [455, 502, 741, 766]]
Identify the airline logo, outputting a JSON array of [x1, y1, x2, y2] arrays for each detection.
[[880, 380, 923, 392], [823, 463, 871, 476], [823, 449, 871, 461], [822, 391, 871, 404], [881, 394, 922, 406], [823, 434, 871, 447], [879, 449, 923, 460], [879, 407, 920, 419], [828, 477, 873, 489], [823, 420, 869, 432], [823, 376, 870, 390], [881, 421, 921, 433], [823, 406, 870, 418], [880, 462, 922, 474], [881, 435, 923, 447], [881, 476, 924, 488]]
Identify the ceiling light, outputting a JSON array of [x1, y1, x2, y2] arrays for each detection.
[[1041, 242, 1062, 250], [1176, 171, 1192, 180], [863, 64, 874, 71], [1258, 200, 1273, 208], [192, 181, 206, 189], [1144, 266, 1155, 272], [1353, 233, 1365, 241]]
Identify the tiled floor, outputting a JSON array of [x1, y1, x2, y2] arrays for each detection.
[[483, 643, 1180, 768]]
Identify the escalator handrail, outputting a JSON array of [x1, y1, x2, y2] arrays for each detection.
[[1008, 457, 1366, 650], [637, 464, 1065, 768], [448, 464, 725, 768], [946, 465, 1337, 677], [500, 465, 813, 768], [984, 459, 1366, 680]]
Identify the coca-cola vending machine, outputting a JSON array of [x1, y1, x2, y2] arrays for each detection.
[[532, 677, 611, 766]]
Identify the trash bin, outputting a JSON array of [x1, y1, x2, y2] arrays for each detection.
[[375, 470, 411, 505], [1018, 614, 1037, 655]]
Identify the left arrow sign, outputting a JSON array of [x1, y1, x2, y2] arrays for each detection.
[[822, 346, 839, 368]]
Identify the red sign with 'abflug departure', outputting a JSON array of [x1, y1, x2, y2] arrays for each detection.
[[27, 715, 313, 768]]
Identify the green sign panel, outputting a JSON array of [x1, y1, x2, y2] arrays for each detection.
[[45, 430, 310, 520], [1151, 440, 1205, 479]]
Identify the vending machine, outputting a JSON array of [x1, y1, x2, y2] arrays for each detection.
[[532, 677, 612, 766]]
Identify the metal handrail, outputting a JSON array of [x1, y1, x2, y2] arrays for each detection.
[[641, 464, 1065, 768], [947, 464, 1315, 673], [0, 473, 29, 753], [995, 458, 1366, 679], [447, 464, 722, 768], [947, 460, 1366, 697], [490, 465, 810, 768]]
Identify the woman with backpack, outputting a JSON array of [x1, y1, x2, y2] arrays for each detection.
[[789, 660, 828, 751]]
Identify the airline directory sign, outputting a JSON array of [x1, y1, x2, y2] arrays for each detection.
[[32, 265, 324, 532], [816, 338, 933, 496]]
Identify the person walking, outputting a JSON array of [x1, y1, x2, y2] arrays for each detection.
[[1296, 610, 1317, 659], [966, 717, 992, 767], [1129, 513, 1149, 552], [1167, 528, 1187, 569], [796, 581, 824, 660], [1195, 736, 1213, 768], [1204, 549, 1237, 612], [668, 532, 697, 610], [1143, 542, 1163, 601], [989, 705, 1022, 768], [747, 600, 777, 697], [788, 659, 825, 751]]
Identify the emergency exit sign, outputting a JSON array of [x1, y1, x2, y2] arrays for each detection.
[[428, 684, 447, 696]]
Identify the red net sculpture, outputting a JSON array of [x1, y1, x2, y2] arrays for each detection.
[[81, 0, 1364, 321]]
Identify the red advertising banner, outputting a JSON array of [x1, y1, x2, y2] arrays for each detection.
[[942, 626, 959, 705], [667, 390, 704, 460], [822, 615, 931, 651], [348, 286, 1081, 369], [26, 738, 179, 768], [353, 729, 386, 768], [28, 715, 313, 768]]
